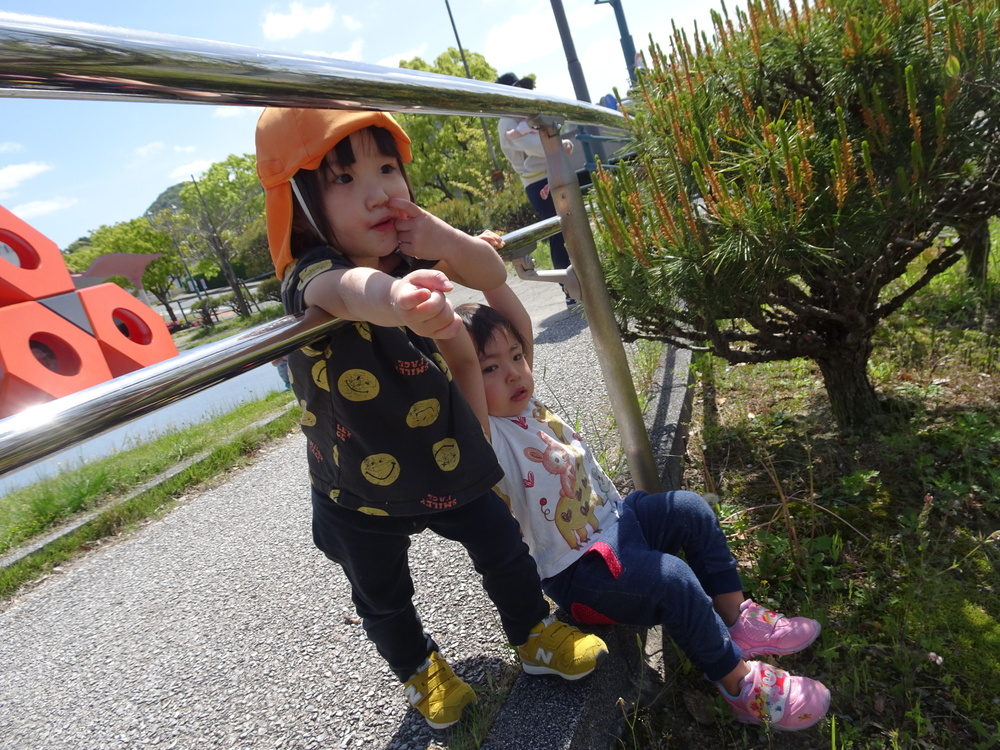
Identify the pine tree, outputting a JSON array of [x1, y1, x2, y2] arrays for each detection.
[[591, 0, 999, 432]]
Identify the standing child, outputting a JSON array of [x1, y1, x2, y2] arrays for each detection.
[[254, 108, 608, 730], [442, 280, 831, 731]]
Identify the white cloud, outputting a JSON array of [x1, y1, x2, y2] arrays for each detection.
[[170, 160, 213, 180], [0, 142, 24, 154], [173, 145, 198, 153], [305, 40, 365, 62], [341, 14, 361, 33], [262, 2, 335, 40], [134, 141, 166, 159], [0, 162, 52, 192], [377, 44, 427, 68], [484, 8, 559, 69], [11, 196, 78, 219]]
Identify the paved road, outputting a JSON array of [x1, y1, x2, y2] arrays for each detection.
[[0, 276, 629, 750]]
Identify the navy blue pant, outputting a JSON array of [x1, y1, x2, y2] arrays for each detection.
[[311, 488, 550, 681], [543, 490, 744, 681], [524, 177, 570, 271]]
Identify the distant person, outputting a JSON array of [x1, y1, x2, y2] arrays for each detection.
[[271, 355, 290, 390], [438, 276, 832, 732], [254, 107, 607, 730], [496, 72, 577, 307]]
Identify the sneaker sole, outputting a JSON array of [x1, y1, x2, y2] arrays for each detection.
[[737, 626, 821, 658], [521, 648, 608, 680], [418, 694, 477, 730], [735, 710, 826, 731]]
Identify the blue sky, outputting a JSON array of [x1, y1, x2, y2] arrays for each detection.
[[0, 1, 720, 250]]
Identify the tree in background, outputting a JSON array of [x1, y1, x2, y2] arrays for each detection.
[[175, 154, 265, 317], [396, 48, 501, 205], [591, 0, 1000, 433], [65, 218, 184, 322]]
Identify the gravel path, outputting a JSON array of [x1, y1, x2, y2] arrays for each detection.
[[0, 276, 630, 750]]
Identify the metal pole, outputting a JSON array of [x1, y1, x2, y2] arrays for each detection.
[[0, 13, 628, 131], [533, 115, 660, 492]]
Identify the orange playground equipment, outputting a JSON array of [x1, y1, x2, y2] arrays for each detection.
[[0, 206, 178, 418]]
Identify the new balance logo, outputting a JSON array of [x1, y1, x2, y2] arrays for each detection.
[[403, 685, 424, 706], [534, 647, 553, 665]]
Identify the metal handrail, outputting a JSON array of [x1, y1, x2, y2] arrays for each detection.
[[0, 219, 556, 477], [0, 13, 626, 129], [0, 14, 660, 491]]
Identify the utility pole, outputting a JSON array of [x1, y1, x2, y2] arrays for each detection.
[[548, 0, 605, 167], [549, 0, 591, 103]]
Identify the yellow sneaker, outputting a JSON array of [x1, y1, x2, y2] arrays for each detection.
[[402, 651, 477, 729], [517, 615, 609, 680]]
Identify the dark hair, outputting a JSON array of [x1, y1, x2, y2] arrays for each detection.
[[454, 302, 526, 356], [496, 72, 535, 90], [289, 125, 414, 254]]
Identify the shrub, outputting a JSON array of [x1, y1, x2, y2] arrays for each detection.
[[255, 277, 281, 304]]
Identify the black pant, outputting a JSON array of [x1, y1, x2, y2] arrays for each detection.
[[311, 488, 549, 681], [524, 177, 570, 270]]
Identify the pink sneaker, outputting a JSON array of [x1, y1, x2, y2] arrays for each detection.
[[720, 661, 830, 731], [729, 599, 820, 657]]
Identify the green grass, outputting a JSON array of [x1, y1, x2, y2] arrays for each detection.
[[616, 255, 999, 747], [172, 303, 287, 349], [0, 390, 298, 599]]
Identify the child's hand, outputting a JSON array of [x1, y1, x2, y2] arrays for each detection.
[[478, 230, 505, 251], [390, 197, 507, 291], [390, 269, 463, 339], [390, 198, 465, 262]]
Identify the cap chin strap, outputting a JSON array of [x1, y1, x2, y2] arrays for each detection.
[[289, 176, 328, 245]]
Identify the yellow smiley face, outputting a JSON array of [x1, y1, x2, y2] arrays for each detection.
[[360, 453, 401, 486], [354, 321, 372, 341], [329, 488, 341, 502], [311, 360, 330, 391], [299, 401, 317, 426], [338, 369, 380, 401], [332, 444, 339, 466], [432, 352, 453, 381], [432, 438, 460, 472], [357, 506, 389, 516], [406, 398, 441, 428]]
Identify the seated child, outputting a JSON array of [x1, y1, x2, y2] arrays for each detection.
[[437, 280, 831, 732]]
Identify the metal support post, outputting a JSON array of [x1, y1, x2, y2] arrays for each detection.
[[532, 116, 660, 492]]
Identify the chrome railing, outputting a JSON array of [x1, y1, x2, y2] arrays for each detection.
[[0, 13, 660, 490]]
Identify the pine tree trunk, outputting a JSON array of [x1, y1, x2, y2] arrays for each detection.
[[962, 217, 991, 285], [814, 343, 884, 434]]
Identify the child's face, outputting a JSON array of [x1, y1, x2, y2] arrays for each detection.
[[478, 329, 534, 418], [319, 130, 410, 267]]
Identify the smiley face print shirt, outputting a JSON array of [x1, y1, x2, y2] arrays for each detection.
[[281, 245, 503, 516]]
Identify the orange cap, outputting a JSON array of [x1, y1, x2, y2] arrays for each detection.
[[255, 108, 412, 278]]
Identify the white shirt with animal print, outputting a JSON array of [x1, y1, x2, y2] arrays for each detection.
[[489, 397, 621, 580]]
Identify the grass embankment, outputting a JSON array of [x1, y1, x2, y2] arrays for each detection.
[[620, 263, 999, 748], [0, 390, 298, 600]]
